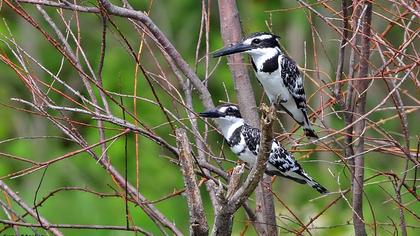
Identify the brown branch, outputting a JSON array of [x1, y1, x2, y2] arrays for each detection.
[[17, 0, 99, 12], [161, 27, 221, 211], [334, 0, 351, 100], [266, 186, 309, 235], [374, 30, 412, 236], [98, 157, 183, 235], [14, 2, 222, 222], [226, 164, 245, 200], [6, 103, 182, 234], [232, 104, 275, 208], [12, 0, 213, 139], [0, 199, 38, 234], [176, 128, 209, 236], [296, 189, 351, 234], [0, 128, 130, 180], [352, 2, 372, 236]]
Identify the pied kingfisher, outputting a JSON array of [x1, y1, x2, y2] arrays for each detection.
[[200, 104, 328, 194], [213, 32, 318, 139]]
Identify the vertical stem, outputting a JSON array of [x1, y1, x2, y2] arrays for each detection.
[[334, 0, 350, 100], [352, 1, 372, 235], [176, 129, 209, 236], [257, 177, 277, 235]]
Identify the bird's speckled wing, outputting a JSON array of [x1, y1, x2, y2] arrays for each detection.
[[242, 124, 301, 173], [280, 55, 307, 109], [237, 124, 327, 194], [241, 124, 260, 156], [268, 140, 302, 173]]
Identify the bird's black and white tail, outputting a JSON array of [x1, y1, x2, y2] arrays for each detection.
[[304, 176, 328, 194], [286, 170, 328, 194], [277, 102, 318, 140], [303, 127, 318, 140], [302, 111, 318, 140]]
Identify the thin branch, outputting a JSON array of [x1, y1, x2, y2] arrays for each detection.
[[352, 2, 372, 235], [0, 219, 152, 235], [334, 0, 351, 100], [0, 180, 63, 236]]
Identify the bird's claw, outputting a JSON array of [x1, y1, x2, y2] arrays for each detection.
[[275, 95, 287, 106]]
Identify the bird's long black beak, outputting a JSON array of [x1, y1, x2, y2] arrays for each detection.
[[199, 109, 223, 118], [213, 43, 253, 58]]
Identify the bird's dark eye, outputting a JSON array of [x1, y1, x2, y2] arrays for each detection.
[[252, 39, 261, 44]]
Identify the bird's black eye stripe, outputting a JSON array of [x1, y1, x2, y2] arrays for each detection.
[[228, 108, 240, 117], [225, 107, 235, 115], [227, 108, 235, 115], [252, 38, 261, 44]]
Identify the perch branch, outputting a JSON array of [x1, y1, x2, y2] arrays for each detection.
[[176, 128, 209, 236]]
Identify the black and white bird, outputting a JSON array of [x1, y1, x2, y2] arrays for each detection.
[[200, 104, 328, 194], [213, 32, 318, 139]]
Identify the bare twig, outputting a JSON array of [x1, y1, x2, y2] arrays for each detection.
[[0, 180, 63, 236], [334, 0, 351, 100], [0, 219, 152, 235], [97, 0, 214, 110]]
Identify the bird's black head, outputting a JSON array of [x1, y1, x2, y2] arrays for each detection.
[[199, 104, 242, 120], [213, 32, 281, 57]]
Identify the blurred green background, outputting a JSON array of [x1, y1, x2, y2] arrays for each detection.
[[0, 0, 418, 235]]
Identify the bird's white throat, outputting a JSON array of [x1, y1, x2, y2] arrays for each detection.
[[248, 47, 281, 70], [215, 118, 244, 140]]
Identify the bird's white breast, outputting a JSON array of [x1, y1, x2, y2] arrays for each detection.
[[237, 149, 256, 164], [230, 135, 246, 154], [224, 121, 244, 140], [229, 132, 256, 164], [256, 69, 289, 103], [252, 53, 290, 103]]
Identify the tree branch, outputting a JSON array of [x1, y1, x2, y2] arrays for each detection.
[[176, 128, 209, 236], [216, 0, 259, 126], [352, 2, 372, 236], [229, 105, 275, 208], [226, 164, 245, 200]]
